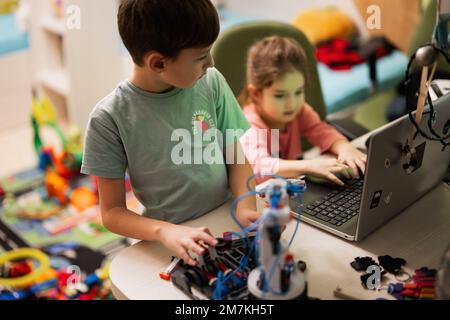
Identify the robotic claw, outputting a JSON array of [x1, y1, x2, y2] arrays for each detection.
[[402, 0, 450, 171], [248, 178, 308, 300]]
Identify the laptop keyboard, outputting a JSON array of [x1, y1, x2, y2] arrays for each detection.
[[301, 180, 363, 227]]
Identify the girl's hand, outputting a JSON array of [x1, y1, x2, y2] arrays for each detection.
[[336, 143, 367, 178], [302, 158, 350, 186], [158, 224, 218, 266]]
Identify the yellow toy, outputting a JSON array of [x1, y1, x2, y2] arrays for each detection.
[[0, 248, 50, 288], [0, 0, 18, 14], [292, 7, 357, 45], [32, 90, 83, 179]]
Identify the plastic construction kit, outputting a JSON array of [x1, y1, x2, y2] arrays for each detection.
[[163, 176, 310, 300], [169, 235, 258, 300]]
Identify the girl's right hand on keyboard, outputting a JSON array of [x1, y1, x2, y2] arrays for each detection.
[[301, 158, 350, 186]]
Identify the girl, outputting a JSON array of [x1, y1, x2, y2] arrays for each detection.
[[240, 36, 366, 186]]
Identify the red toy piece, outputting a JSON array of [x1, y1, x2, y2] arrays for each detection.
[[8, 261, 32, 278], [159, 272, 171, 281], [79, 286, 98, 300]]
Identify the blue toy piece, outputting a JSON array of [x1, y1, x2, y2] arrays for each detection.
[[0, 289, 31, 300]]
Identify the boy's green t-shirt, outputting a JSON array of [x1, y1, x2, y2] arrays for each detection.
[[81, 68, 250, 223]]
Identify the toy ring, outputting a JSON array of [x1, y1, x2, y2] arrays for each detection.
[[395, 270, 412, 283], [0, 248, 50, 288]]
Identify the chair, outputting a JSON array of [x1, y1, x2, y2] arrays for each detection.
[[212, 21, 326, 116], [212, 21, 336, 151]]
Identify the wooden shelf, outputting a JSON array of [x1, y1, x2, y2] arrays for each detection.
[[41, 16, 66, 36], [29, 0, 127, 132], [39, 69, 70, 96]]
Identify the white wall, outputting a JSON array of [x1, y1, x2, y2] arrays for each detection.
[[0, 51, 32, 131], [65, 0, 126, 133], [224, 0, 369, 38]]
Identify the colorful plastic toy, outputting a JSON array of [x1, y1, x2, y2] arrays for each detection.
[[0, 248, 50, 288], [32, 91, 83, 179], [2, 192, 62, 221], [45, 170, 69, 206], [70, 187, 98, 212], [0, 246, 114, 300]]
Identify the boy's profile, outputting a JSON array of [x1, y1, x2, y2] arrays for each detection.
[[81, 0, 259, 266]]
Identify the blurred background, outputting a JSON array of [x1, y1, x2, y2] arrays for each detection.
[[0, 0, 447, 300], [0, 0, 437, 176]]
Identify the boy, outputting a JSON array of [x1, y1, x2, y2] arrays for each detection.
[[81, 0, 259, 266]]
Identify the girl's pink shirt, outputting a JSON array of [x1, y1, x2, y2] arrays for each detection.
[[240, 103, 346, 176]]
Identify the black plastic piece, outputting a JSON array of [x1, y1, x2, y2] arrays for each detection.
[[378, 255, 406, 275], [350, 256, 379, 271], [297, 260, 307, 273], [170, 236, 257, 300]]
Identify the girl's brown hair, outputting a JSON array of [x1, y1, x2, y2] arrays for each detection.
[[240, 36, 308, 105]]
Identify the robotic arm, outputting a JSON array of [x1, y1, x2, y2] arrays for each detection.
[[402, 0, 450, 173], [247, 179, 308, 300]]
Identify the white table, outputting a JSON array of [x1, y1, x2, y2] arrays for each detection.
[[110, 134, 450, 300]]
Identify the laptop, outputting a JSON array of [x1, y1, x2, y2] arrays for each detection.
[[290, 93, 450, 241]]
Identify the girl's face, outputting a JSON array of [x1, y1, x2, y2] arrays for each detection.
[[252, 71, 305, 129]]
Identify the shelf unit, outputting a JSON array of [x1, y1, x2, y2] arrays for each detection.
[[40, 14, 66, 36], [28, 0, 127, 132]]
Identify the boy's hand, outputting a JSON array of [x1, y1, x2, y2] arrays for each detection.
[[158, 224, 218, 266], [336, 143, 367, 179]]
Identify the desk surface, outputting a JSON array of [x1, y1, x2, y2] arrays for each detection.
[[110, 134, 450, 300]]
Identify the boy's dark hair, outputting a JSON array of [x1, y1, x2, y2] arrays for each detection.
[[118, 0, 220, 66]]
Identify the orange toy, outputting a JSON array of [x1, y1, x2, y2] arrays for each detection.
[[70, 187, 98, 212], [45, 170, 69, 205]]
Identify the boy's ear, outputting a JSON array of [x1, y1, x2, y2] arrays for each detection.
[[146, 52, 166, 72], [247, 84, 262, 104]]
